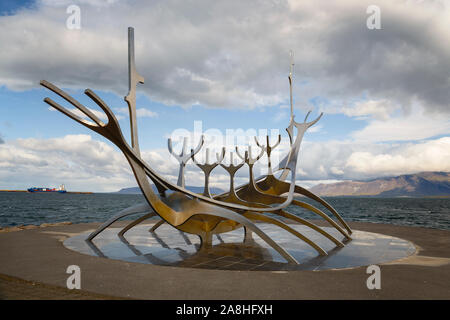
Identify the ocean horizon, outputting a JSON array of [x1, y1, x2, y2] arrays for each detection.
[[1, 192, 449, 231]]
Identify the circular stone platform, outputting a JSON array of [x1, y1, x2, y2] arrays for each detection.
[[64, 221, 416, 271]]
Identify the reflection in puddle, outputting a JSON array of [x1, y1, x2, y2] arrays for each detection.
[[64, 223, 416, 271]]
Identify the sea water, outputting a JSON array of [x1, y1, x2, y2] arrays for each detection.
[[0, 192, 449, 230]]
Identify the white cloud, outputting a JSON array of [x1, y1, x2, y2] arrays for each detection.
[[0, 134, 211, 192], [115, 107, 158, 118], [0, 132, 449, 192], [345, 137, 450, 176], [307, 124, 322, 133], [48, 106, 115, 121], [296, 179, 345, 189], [0, 0, 449, 113], [3, 0, 450, 195], [69, 107, 109, 121], [0, 134, 131, 191], [350, 105, 450, 142], [330, 166, 344, 175], [296, 135, 450, 180], [342, 99, 397, 121], [136, 108, 158, 118], [273, 111, 288, 123]]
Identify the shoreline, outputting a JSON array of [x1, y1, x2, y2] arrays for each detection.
[[0, 221, 73, 233], [1, 189, 449, 198], [0, 190, 93, 194]]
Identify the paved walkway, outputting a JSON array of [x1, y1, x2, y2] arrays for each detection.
[[0, 221, 449, 299], [0, 273, 122, 300]]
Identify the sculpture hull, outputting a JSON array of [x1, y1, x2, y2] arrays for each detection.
[[162, 192, 243, 237]]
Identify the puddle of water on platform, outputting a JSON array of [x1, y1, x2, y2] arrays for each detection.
[[64, 223, 416, 271]]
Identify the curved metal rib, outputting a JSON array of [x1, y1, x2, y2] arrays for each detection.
[[291, 199, 351, 240], [41, 82, 102, 129], [232, 169, 348, 245], [119, 212, 156, 236], [293, 185, 352, 235], [274, 210, 344, 247], [149, 219, 166, 232], [231, 161, 347, 246], [234, 180, 349, 244], [86, 203, 151, 241], [185, 210, 299, 264], [247, 173, 352, 238], [243, 211, 327, 256]]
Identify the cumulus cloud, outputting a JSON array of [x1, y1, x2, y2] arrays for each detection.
[[115, 107, 158, 118], [47, 104, 157, 123], [0, 134, 209, 191], [48, 105, 112, 121], [1, 0, 449, 189], [341, 99, 397, 121], [0, 131, 449, 191], [296, 136, 450, 181], [0, 134, 132, 191], [298, 179, 345, 189], [350, 105, 450, 142], [0, 0, 449, 114], [345, 137, 450, 176]]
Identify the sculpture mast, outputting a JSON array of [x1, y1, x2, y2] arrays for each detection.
[[124, 27, 144, 154], [279, 51, 295, 181], [289, 50, 294, 120], [286, 50, 295, 145]]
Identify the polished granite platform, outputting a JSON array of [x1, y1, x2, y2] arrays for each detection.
[[64, 220, 416, 271]]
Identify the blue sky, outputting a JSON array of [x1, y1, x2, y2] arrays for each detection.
[[0, 0, 35, 15], [0, 84, 363, 149], [0, 0, 449, 192]]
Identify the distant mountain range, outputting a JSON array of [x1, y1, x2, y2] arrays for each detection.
[[117, 185, 224, 195], [118, 172, 449, 197], [308, 172, 450, 197]]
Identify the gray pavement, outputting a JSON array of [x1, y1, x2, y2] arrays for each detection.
[[0, 221, 449, 299]]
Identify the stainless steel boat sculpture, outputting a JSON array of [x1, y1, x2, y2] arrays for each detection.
[[40, 28, 352, 264]]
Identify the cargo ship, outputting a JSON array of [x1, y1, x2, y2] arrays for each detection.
[[27, 184, 67, 193]]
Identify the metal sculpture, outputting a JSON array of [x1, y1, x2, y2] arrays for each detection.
[[40, 27, 352, 264], [168, 136, 204, 188]]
